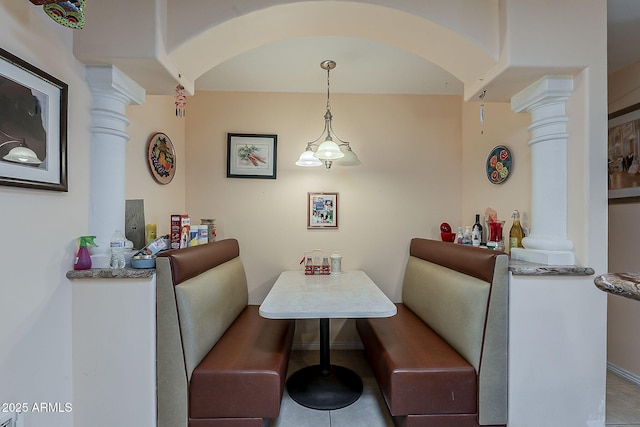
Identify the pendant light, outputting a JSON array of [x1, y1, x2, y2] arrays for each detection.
[[296, 60, 360, 169]]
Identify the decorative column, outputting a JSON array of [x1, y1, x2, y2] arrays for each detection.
[[85, 66, 145, 267], [511, 76, 575, 265]]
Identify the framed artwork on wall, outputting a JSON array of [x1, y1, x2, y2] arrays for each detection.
[[609, 103, 640, 203], [227, 133, 277, 179], [0, 47, 68, 191], [307, 192, 338, 229]]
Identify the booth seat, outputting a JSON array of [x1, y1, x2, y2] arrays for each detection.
[[356, 238, 509, 427], [155, 239, 295, 427]]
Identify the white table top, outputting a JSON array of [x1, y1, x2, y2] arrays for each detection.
[[259, 270, 397, 319]]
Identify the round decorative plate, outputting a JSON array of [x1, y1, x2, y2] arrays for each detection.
[[44, 0, 86, 29], [147, 132, 176, 185], [486, 145, 512, 185]]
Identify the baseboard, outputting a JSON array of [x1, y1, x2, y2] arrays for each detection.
[[608, 362, 640, 386], [292, 341, 364, 351]]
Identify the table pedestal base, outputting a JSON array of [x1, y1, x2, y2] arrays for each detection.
[[287, 364, 363, 410]]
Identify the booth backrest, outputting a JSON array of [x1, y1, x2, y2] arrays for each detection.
[[402, 238, 509, 425], [155, 239, 248, 427]]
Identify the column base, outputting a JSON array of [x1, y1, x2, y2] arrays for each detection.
[[510, 248, 575, 265]]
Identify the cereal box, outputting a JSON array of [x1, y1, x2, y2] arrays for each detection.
[[170, 214, 190, 249]]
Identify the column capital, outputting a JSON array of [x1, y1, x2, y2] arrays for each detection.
[[511, 75, 573, 114], [86, 65, 145, 106]]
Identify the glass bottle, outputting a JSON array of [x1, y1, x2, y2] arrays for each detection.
[[462, 226, 472, 245], [472, 214, 483, 247], [509, 210, 525, 252]]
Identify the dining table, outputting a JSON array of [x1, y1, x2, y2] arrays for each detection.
[[259, 270, 397, 410]]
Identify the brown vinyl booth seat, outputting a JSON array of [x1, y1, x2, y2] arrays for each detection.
[[356, 238, 509, 427], [155, 239, 295, 427]]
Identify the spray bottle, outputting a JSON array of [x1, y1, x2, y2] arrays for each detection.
[[74, 236, 98, 270]]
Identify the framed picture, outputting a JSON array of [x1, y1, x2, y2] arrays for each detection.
[[0, 47, 68, 191], [609, 103, 640, 203], [307, 192, 338, 229], [227, 133, 277, 179]]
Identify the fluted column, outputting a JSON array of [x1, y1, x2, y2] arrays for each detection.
[[85, 66, 145, 266], [511, 76, 575, 265]]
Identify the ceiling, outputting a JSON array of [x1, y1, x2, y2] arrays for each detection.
[[194, 1, 638, 96]]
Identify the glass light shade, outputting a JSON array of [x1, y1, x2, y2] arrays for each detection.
[[3, 146, 42, 165], [334, 147, 361, 166], [295, 149, 322, 167], [313, 138, 344, 160]]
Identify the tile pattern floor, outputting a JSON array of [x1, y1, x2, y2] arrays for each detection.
[[271, 350, 640, 427], [607, 370, 640, 426]]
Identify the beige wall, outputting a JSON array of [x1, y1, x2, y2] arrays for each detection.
[[607, 61, 640, 376], [126, 95, 187, 236], [461, 101, 531, 241], [181, 91, 529, 346]]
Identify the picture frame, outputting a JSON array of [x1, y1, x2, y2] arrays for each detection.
[[227, 133, 277, 179], [0, 47, 68, 191], [307, 192, 338, 229], [609, 103, 640, 203]]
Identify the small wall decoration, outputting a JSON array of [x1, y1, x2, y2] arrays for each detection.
[[0, 47, 68, 191], [227, 133, 277, 179], [43, 0, 86, 29], [486, 145, 512, 185], [608, 103, 640, 203], [307, 192, 338, 229], [147, 132, 176, 184]]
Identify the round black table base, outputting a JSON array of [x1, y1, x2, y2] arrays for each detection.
[[286, 364, 364, 410]]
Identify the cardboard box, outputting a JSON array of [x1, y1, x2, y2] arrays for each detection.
[[170, 214, 190, 249]]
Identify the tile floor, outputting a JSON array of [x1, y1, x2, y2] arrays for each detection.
[[271, 350, 640, 427], [606, 370, 640, 426]]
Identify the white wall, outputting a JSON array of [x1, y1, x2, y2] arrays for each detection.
[[0, 2, 91, 427]]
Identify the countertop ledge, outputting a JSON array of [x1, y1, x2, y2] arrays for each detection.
[[66, 268, 155, 279], [509, 259, 595, 276], [594, 273, 640, 301]]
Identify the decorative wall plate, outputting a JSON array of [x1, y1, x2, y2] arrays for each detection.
[[147, 132, 176, 185], [43, 0, 86, 29], [486, 145, 512, 185]]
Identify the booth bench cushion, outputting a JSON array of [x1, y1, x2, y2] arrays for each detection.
[[358, 303, 476, 416], [189, 305, 294, 419]]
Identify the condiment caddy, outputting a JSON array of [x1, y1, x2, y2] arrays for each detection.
[[301, 249, 342, 275]]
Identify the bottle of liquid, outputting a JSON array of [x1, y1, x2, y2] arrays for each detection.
[[74, 235, 97, 270], [462, 226, 472, 245], [330, 251, 342, 275], [471, 214, 483, 247], [509, 210, 525, 252], [456, 226, 464, 244], [110, 230, 127, 269]]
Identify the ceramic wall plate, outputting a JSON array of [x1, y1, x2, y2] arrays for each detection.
[[147, 132, 176, 185], [43, 0, 86, 29], [486, 145, 512, 184]]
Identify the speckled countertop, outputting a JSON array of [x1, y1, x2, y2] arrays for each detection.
[[66, 267, 155, 279], [67, 259, 594, 280], [594, 273, 640, 301], [508, 259, 595, 276]]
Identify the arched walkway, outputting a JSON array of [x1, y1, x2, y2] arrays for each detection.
[[167, 1, 498, 90]]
